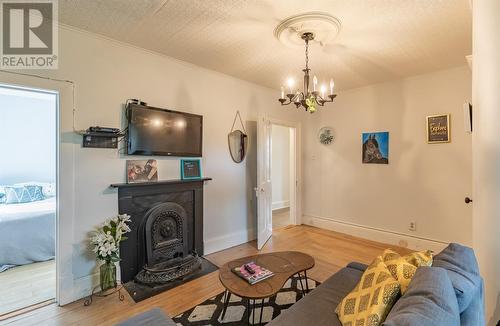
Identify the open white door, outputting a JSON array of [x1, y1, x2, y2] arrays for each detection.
[[256, 116, 273, 249]]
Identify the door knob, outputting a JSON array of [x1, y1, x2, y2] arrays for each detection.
[[465, 197, 473, 204]]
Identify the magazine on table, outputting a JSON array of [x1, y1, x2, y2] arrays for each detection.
[[232, 261, 274, 285]]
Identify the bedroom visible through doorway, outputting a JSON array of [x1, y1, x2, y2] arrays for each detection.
[[0, 85, 58, 317]]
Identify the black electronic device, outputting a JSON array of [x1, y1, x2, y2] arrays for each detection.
[[87, 126, 121, 134], [127, 103, 203, 157], [83, 134, 119, 148]]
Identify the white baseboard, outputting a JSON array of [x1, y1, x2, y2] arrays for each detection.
[[272, 200, 290, 210], [65, 263, 122, 305], [303, 215, 448, 253], [204, 228, 256, 255], [67, 272, 99, 304]]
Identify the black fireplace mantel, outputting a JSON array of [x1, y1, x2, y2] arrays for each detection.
[[110, 178, 212, 189]]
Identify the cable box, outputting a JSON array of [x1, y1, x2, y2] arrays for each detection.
[[87, 126, 120, 134]]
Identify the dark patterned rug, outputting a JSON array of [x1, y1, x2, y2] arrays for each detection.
[[173, 275, 319, 325]]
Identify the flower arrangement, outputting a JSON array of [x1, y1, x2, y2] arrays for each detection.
[[91, 214, 131, 262], [90, 214, 131, 290]]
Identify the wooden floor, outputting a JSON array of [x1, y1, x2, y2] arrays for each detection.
[[272, 208, 290, 229], [0, 260, 56, 316], [0, 225, 411, 326]]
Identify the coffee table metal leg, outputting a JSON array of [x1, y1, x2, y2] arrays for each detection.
[[247, 299, 250, 326], [252, 299, 256, 325], [259, 299, 264, 325], [221, 290, 231, 320], [304, 270, 310, 293], [297, 273, 306, 296]]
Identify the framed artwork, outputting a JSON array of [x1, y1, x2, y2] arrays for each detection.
[[126, 159, 158, 183], [362, 132, 389, 164], [181, 159, 202, 180], [427, 114, 450, 143]]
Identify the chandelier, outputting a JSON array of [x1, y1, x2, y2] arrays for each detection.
[[278, 32, 337, 113]]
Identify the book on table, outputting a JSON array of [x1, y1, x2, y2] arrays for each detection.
[[232, 261, 274, 285]]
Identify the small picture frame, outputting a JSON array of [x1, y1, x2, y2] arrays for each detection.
[[427, 114, 450, 143], [181, 159, 202, 180], [126, 159, 158, 183]]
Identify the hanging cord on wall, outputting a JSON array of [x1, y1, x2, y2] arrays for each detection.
[[230, 110, 247, 134], [0, 69, 84, 134]]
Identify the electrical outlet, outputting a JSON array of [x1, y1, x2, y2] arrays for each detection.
[[409, 221, 416, 232]]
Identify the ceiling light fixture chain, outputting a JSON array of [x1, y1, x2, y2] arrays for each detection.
[[304, 36, 309, 71], [278, 32, 337, 113]]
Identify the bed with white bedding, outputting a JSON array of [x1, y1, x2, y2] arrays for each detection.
[[0, 197, 56, 272]]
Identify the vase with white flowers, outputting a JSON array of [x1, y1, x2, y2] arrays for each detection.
[[90, 214, 131, 291]]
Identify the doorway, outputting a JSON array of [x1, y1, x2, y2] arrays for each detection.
[[271, 124, 293, 229], [0, 84, 58, 316], [256, 116, 301, 249]]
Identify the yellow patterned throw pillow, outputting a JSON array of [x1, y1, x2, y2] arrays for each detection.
[[382, 249, 433, 294], [336, 256, 401, 326]]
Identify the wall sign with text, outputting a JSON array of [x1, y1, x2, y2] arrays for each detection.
[[180, 159, 202, 180], [426, 114, 450, 144]]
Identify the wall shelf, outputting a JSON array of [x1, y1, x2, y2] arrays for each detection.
[[80, 131, 125, 149], [80, 131, 125, 138]]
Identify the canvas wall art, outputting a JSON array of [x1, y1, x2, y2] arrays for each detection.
[[126, 159, 158, 183], [362, 132, 389, 164]]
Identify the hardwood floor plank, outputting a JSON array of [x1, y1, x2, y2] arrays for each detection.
[[0, 225, 412, 325]]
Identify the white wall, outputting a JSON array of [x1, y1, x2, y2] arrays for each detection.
[[0, 26, 303, 303], [303, 66, 472, 251], [271, 125, 290, 210], [0, 87, 56, 184], [472, 0, 500, 322]]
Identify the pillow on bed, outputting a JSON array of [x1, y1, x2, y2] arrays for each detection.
[[4, 185, 44, 204], [15, 182, 55, 198]]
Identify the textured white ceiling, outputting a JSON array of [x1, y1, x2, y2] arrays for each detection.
[[58, 0, 471, 91]]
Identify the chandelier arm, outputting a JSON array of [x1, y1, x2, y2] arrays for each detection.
[[279, 98, 293, 105]]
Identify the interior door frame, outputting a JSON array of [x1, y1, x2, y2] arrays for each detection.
[[268, 118, 302, 227], [0, 72, 76, 306]]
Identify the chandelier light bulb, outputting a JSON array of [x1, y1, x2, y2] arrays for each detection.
[[280, 86, 285, 99], [330, 78, 335, 95], [313, 75, 318, 91], [287, 78, 295, 93], [320, 85, 326, 98]]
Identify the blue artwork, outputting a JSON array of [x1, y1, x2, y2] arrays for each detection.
[[362, 132, 389, 164]]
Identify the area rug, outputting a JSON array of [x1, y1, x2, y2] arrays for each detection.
[[173, 275, 319, 325], [124, 258, 219, 303]]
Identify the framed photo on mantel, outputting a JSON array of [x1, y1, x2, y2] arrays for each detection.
[[126, 159, 158, 183], [427, 114, 450, 144], [181, 159, 202, 180]]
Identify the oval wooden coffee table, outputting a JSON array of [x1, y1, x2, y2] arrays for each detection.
[[219, 251, 315, 325]]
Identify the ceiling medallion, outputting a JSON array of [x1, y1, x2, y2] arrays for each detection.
[[276, 13, 340, 113]]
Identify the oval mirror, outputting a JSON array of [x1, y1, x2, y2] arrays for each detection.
[[228, 130, 248, 163]]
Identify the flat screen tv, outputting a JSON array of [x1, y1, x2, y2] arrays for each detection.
[[127, 104, 203, 157]]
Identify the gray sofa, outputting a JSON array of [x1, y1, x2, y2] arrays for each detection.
[[268, 243, 484, 326]]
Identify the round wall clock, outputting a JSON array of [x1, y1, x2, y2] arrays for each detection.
[[318, 127, 334, 145]]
